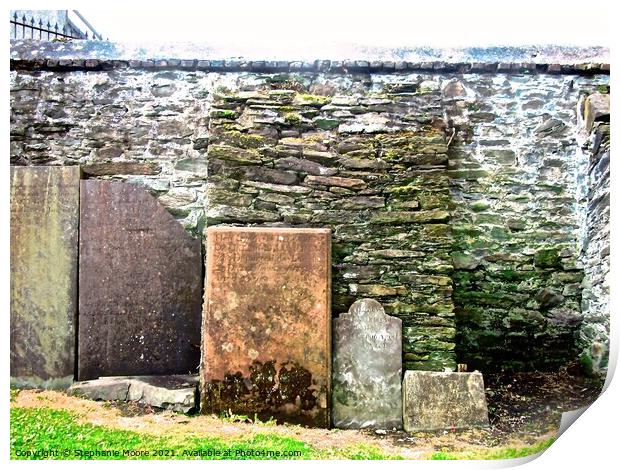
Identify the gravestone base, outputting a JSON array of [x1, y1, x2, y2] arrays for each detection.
[[68, 375, 198, 413], [402, 371, 489, 432]]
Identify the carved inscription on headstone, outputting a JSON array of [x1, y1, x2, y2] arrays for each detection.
[[202, 227, 331, 427], [78, 181, 202, 380], [10, 166, 80, 389], [332, 298, 402, 429]]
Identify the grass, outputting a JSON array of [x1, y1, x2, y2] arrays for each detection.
[[430, 438, 555, 460], [10, 407, 399, 460], [10, 402, 556, 461]]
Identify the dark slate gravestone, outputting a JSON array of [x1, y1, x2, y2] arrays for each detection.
[[332, 299, 403, 429], [78, 180, 202, 380], [10, 166, 80, 389], [402, 371, 489, 432], [202, 227, 331, 427]]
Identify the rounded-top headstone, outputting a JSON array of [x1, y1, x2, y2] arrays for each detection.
[[332, 298, 403, 429]]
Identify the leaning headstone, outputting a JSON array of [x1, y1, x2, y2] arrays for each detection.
[[332, 299, 402, 429], [402, 371, 489, 432], [10, 166, 80, 389], [78, 181, 202, 380], [202, 227, 331, 427]]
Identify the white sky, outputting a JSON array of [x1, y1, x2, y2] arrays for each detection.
[[14, 0, 612, 47]]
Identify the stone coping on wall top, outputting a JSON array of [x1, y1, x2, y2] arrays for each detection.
[[10, 40, 609, 75], [206, 226, 331, 234]]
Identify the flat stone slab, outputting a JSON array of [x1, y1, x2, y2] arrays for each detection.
[[332, 299, 402, 429], [10, 166, 80, 389], [202, 227, 331, 427], [403, 371, 489, 432], [69, 375, 198, 413], [78, 181, 202, 380]]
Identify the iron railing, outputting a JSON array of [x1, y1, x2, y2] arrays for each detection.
[[10, 12, 102, 40]]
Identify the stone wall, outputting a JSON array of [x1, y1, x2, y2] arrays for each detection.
[[9, 43, 610, 374], [578, 91, 610, 377], [445, 74, 609, 371]]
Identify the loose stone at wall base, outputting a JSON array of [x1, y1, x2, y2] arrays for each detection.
[[332, 299, 402, 430], [69, 375, 198, 413], [402, 371, 489, 432]]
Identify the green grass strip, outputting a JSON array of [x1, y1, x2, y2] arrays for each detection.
[[430, 438, 555, 460], [10, 407, 398, 460]]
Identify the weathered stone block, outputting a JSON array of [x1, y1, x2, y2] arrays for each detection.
[[305, 175, 367, 189], [69, 375, 198, 413], [583, 92, 610, 132], [332, 299, 402, 429], [202, 227, 331, 427], [402, 371, 489, 432], [81, 162, 161, 176], [78, 181, 202, 380], [10, 166, 80, 389]]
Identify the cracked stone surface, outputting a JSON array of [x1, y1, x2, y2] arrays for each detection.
[[68, 375, 198, 413], [332, 298, 402, 429]]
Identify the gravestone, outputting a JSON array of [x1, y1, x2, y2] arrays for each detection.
[[10, 166, 80, 389], [202, 227, 331, 427], [332, 299, 402, 429], [78, 180, 202, 380], [402, 371, 489, 432]]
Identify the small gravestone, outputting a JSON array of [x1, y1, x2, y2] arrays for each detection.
[[332, 299, 402, 429], [10, 166, 80, 389], [202, 227, 331, 427], [402, 371, 489, 432], [78, 181, 202, 380]]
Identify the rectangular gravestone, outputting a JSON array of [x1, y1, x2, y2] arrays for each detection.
[[202, 227, 331, 427], [10, 166, 80, 389], [332, 298, 402, 429], [78, 181, 202, 380], [402, 371, 489, 432]]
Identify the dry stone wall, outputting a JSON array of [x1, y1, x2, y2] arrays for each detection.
[[9, 43, 610, 374], [578, 91, 610, 377], [204, 73, 456, 372], [444, 74, 609, 371]]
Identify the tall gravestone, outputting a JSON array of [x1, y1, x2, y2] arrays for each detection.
[[202, 227, 331, 427], [78, 181, 202, 380], [332, 299, 403, 429], [10, 166, 80, 389]]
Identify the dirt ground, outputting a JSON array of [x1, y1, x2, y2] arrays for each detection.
[[11, 370, 603, 459]]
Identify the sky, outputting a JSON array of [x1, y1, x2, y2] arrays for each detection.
[[64, 1, 611, 48]]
